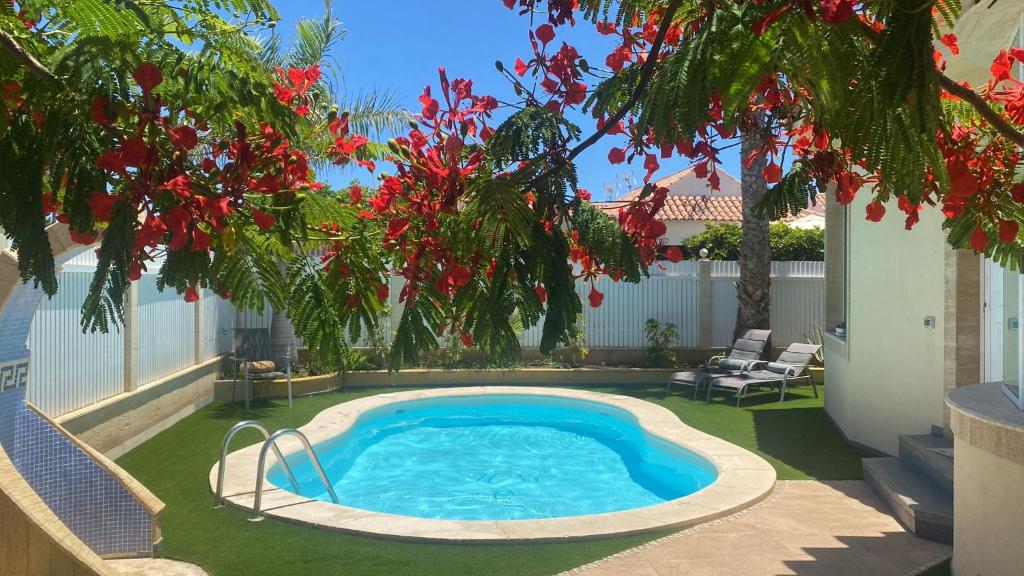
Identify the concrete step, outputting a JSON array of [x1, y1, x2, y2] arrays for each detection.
[[863, 457, 953, 545], [898, 434, 954, 494]]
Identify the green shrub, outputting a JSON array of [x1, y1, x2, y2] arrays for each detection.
[[642, 319, 679, 368], [680, 222, 824, 261]]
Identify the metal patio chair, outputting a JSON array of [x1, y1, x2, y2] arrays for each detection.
[[231, 328, 294, 411], [666, 329, 772, 399]]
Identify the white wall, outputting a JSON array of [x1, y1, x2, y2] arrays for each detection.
[[824, 193, 947, 455], [665, 220, 710, 243]]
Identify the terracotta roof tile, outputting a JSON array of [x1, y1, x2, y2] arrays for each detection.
[[597, 188, 826, 224]]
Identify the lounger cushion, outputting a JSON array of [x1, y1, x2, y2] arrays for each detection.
[[766, 362, 793, 374], [244, 360, 276, 374], [718, 358, 747, 370]]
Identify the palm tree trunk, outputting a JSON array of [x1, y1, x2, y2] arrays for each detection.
[[735, 112, 772, 345]]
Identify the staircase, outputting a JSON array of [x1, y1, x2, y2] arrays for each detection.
[[863, 434, 954, 544]]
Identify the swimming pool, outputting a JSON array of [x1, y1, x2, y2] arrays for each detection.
[[212, 387, 776, 541], [267, 394, 718, 520]]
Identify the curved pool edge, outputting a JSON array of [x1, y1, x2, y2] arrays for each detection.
[[209, 386, 777, 543]]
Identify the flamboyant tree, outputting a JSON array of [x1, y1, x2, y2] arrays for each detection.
[[3, 0, 1024, 371]]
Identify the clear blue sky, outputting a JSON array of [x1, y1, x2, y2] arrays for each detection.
[[272, 1, 742, 200]]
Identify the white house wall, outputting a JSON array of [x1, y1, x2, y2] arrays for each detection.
[[824, 193, 947, 455]]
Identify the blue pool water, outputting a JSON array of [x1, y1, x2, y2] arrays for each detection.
[[268, 394, 717, 520]]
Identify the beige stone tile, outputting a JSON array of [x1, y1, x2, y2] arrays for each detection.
[[565, 481, 951, 576]]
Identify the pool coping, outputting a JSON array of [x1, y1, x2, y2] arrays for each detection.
[[209, 387, 777, 543]]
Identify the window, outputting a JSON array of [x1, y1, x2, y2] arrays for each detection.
[[984, 258, 1024, 410]]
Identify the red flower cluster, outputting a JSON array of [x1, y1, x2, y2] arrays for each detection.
[[67, 61, 355, 298], [273, 65, 320, 116]]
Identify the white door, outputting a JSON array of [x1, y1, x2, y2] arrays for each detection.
[[984, 258, 1021, 384]]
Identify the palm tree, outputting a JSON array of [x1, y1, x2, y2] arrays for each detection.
[[735, 113, 772, 345], [259, 1, 408, 362]]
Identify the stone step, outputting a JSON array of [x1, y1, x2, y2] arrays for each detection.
[[863, 457, 953, 545], [898, 434, 954, 494]]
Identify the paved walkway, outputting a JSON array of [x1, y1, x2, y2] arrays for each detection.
[[107, 559, 208, 576], [560, 481, 951, 576]]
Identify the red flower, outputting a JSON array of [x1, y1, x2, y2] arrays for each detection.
[[376, 283, 390, 302], [252, 209, 275, 230], [762, 161, 782, 184], [190, 230, 212, 252], [991, 49, 1013, 83], [69, 229, 98, 245], [588, 284, 604, 308], [578, 189, 591, 201], [865, 200, 886, 222], [940, 33, 959, 56], [133, 62, 162, 94], [535, 24, 555, 46], [165, 207, 192, 250], [1013, 183, 1024, 203], [535, 284, 547, 303], [168, 125, 199, 150], [664, 245, 684, 263], [184, 285, 199, 303], [87, 192, 120, 222], [999, 220, 1019, 243], [349, 185, 363, 204], [514, 57, 529, 76], [90, 95, 113, 126], [970, 225, 989, 252], [162, 174, 192, 198], [643, 153, 660, 182], [608, 147, 626, 164], [819, 0, 854, 24], [419, 87, 439, 120], [120, 137, 150, 168], [459, 332, 474, 347], [128, 261, 143, 282]]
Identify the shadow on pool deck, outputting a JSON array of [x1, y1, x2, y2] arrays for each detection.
[[563, 481, 951, 576]]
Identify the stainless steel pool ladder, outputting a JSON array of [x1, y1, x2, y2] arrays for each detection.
[[214, 421, 302, 507], [251, 428, 339, 521]]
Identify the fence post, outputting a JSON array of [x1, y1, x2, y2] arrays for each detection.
[[698, 260, 713, 349], [194, 291, 204, 365], [123, 281, 139, 393]]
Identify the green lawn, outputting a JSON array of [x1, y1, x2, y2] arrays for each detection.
[[116, 383, 870, 576]]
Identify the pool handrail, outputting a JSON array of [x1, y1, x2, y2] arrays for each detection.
[[251, 428, 339, 520], [214, 420, 300, 507]]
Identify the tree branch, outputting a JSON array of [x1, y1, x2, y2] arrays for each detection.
[[856, 21, 1024, 148], [938, 74, 1024, 147], [0, 30, 58, 84], [528, 0, 684, 185], [565, 0, 683, 164]]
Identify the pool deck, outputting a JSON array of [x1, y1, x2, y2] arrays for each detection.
[[211, 386, 777, 542], [559, 480, 952, 576]]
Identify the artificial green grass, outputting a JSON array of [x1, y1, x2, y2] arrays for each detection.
[[115, 383, 870, 576]]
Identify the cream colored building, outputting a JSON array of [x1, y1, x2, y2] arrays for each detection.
[[824, 3, 1024, 574]]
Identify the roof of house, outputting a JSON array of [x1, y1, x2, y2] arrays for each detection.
[[598, 166, 824, 225]]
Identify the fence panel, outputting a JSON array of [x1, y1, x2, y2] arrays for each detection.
[[137, 275, 195, 384], [770, 277, 825, 345], [710, 261, 824, 347], [26, 271, 125, 417], [201, 290, 235, 360]]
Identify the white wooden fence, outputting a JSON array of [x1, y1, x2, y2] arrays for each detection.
[[27, 256, 822, 417]]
